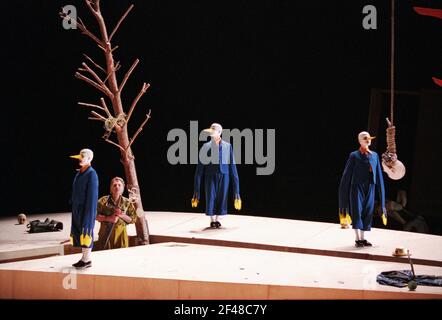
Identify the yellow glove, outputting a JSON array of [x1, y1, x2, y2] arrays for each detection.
[[382, 210, 388, 226], [339, 209, 351, 228], [346, 213, 352, 225], [339, 212, 346, 225], [191, 193, 199, 208], [234, 197, 242, 211]]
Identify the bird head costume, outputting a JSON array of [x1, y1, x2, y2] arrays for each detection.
[[70, 149, 94, 167], [358, 131, 376, 148], [203, 123, 223, 139]]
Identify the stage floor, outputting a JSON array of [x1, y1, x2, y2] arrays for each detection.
[[1, 241, 441, 299], [1, 212, 441, 267], [1, 212, 441, 299]]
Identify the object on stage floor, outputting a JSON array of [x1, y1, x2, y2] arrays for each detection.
[[392, 247, 408, 257], [407, 250, 418, 291], [17, 213, 27, 225], [27, 218, 63, 233], [376, 270, 442, 288]]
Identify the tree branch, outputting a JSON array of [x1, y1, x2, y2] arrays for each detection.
[[83, 54, 106, 73], [109, 4, 135, 41], [75, 72, 114, 98], [76, 17, 103, 46], [88, 116, 105, 122], [78, 101, 112, 118], [105, 138, 126, 152], [101, 61, 120, 84], [127, 110, 151, 150], [85, 0, 99, 16], [119, 59, 139, 93], [81, 62, 104, 83], [90, 110, 107, 121], [99, 98, 112, 117], [81, 62, 113, 96], [79, 101, 102, 109], [126, 83, 150, 123], [59, 8, 103, 47]]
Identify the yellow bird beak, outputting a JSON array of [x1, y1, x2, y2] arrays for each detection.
[[70, 154, 82, 159], [368, 136, 376, 140]]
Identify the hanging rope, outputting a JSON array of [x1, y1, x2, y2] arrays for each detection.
[[390, 0, 395, 125], [385, 121, 397, 154], [382, 0, 406, 180]]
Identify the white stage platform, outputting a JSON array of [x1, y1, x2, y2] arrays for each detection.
[[1, 242, 441, 299], [1, 212, 441, 267], [1, 212, 441, 299], [147, 212, 442, 267]]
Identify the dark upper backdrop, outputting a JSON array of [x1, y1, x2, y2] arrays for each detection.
[[2, 1, 441, 233]]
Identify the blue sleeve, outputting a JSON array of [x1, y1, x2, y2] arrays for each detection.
[[70, 174, 78, 205], [194, 153, 204, 199], [229, 145, 240, 197], [84, 170, 99, 228], [338, 153, 354, 213], [376, 154, 386, 211]]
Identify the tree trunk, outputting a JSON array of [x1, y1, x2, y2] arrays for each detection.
[[99, 19, 150, 245], [64, 1, 151, 244], [118, 131, 150, 245]]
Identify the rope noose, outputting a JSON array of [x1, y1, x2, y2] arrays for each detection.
[[382, 0, 405, 180]]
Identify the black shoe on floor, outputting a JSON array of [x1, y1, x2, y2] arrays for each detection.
[[210, 222, 216, 228], [73, 260, 92, 269], [361, 240, 372, 247], [215, 221, 221, 228], [355, 240, 364, 248], [72, 260, 82, 267]]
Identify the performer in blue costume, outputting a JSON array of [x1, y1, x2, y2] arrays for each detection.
[[339, 132, 387, 247], [192, 123, 241, 228], [70, 148, 99, 268]]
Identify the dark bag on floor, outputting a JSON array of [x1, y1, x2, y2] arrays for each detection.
[[27, 218, 63, 233]]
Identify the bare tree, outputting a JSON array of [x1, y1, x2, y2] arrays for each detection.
[[60, 0, 150, 244]]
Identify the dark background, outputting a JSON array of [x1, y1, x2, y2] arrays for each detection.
[[2, 1, 441, 233]]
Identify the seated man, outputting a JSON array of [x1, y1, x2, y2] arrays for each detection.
[[96, 177, 137, 249]]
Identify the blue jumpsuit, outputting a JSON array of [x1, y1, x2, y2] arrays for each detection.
[[338, 150, 385, 231], [70, 166, 99, 248], [194, 140, 240, 216]]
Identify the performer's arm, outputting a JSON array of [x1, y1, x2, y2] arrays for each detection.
[[229, 145, 240, 198], [119, 202, 137, 224], [376, 154, 386, 213], [338, 153, 354, 214], [85, 171, 99, 228], [193, 152, 205, 200], [96, 196, 107, 222]]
